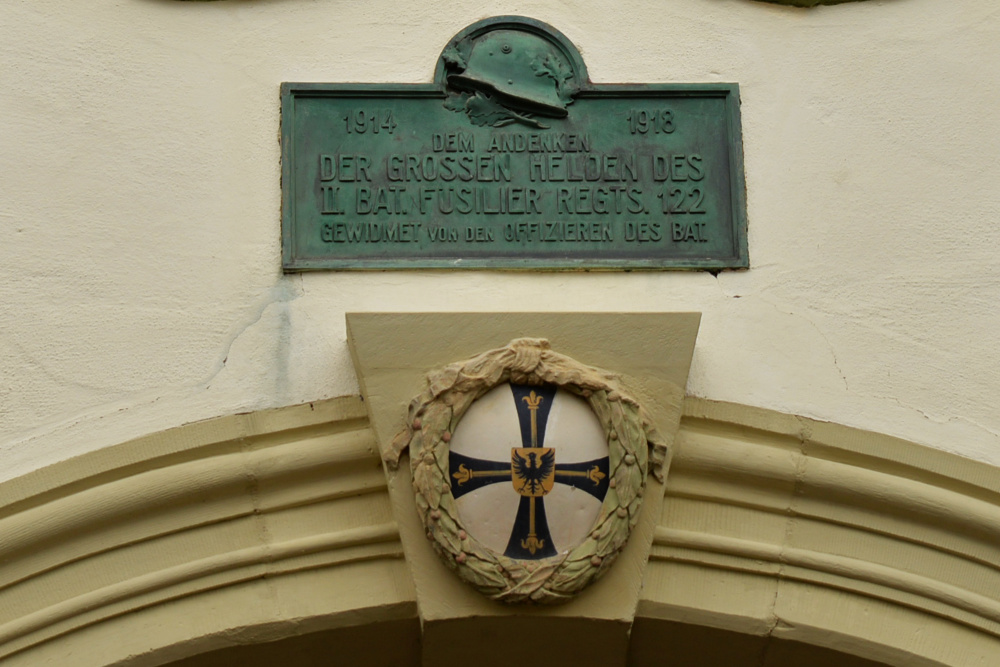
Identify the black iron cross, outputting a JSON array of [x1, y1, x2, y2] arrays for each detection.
[[449, 384, 610, 559]]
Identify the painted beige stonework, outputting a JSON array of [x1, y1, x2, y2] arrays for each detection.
[[3, 0, 1000, 659], [3, 1, 1000, 487], [1, 397, 998, 666], [347, 313, 699, 664]]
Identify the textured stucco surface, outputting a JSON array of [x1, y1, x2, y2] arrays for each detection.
[[2, 0, 999, 482]]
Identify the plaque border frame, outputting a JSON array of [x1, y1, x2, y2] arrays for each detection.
[[281, 59, 748, 271]]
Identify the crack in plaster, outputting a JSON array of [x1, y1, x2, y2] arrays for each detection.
[[758, 579, 783, 667], [759, 296, 850, 392], [712, 270, 745, 300], [757, 418, 813, 665], [950, 415, 1000, 441], [0, 391, 168, 480], [872, 393, 1000, 444], [872, 393, 942, 424], [810, 324, 850, 392], [201, 276, 305, 390], [711, 274, 1000, 456], [239, 435, 283, 612], [711, 273, 850, 394], [0, 277, 306, 463]]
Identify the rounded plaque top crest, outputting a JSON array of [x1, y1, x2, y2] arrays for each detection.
[[435, 16, 588, 129], [386, 338, 666, 604]]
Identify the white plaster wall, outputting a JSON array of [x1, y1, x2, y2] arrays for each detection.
[[2, 0, 998, 481]]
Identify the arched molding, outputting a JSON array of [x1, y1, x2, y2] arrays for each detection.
[[642, 398, 1000, 666], [0, 398, 415, 666], [0, 396, 997, 665]]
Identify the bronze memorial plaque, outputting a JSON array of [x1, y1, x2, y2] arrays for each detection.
[[281, 16, 747, 270]]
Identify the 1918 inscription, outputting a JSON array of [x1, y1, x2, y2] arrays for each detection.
[[281, 18, 747, 270]]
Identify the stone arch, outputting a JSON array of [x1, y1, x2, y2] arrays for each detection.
[[0, 396, 997, 666]]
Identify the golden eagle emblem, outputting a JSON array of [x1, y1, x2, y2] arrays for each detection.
[[511, 447, 555, 497]]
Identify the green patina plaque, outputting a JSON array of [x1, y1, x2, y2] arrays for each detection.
[[281, 17, 747, 270]]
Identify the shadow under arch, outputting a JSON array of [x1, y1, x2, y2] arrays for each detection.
[[159, 616, 892, 667]]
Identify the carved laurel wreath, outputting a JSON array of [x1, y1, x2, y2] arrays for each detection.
[[386, 338, 666, 604]]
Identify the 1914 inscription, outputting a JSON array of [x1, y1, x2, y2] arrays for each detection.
[[282, 18, 747, 270]]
